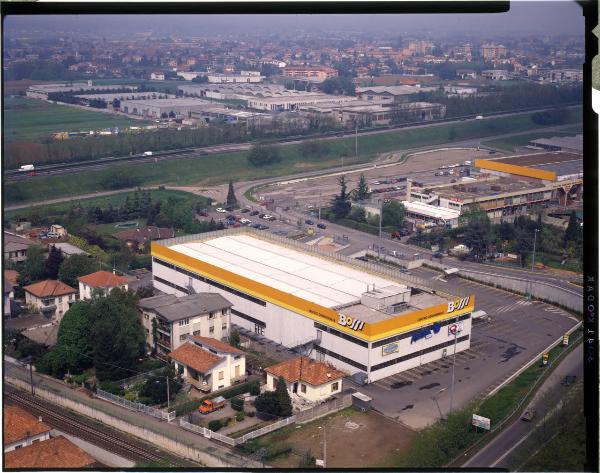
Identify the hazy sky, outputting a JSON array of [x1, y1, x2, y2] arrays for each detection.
[[4, 2, 584, 38]]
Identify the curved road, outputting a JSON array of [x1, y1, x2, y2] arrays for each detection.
[[463, 342, 583, 468]]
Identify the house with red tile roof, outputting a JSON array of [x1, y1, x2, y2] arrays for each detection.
[[23, 280, 77, 320], [4, 435, 98, 468], [265, 356, 346, 403], [169, 335, 246, 393], [78, 270, 128, 300], [113, 226, 175, 252], [3, 405, 51, 452]]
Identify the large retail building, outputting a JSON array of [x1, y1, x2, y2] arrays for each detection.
[[151, 229, 474, 383]]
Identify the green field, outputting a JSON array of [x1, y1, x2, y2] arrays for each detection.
[[3, 96, 149, 143], [4, 189, 202, 222], [481, 128, 582, 152], [4, 107, 582, 206]]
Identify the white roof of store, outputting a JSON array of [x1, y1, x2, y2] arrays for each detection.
[[404, 201, 461, 220], [168, 234, 406, 308]]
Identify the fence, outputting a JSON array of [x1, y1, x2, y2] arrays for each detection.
[[96, 388, 175, 422], [179, 393, 352, 446]]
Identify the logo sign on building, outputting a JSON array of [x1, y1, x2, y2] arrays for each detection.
[[338, 314, 365, 331], [447, 296, 471, 314], [411, 322, 441, 344], [382, 342, 400, 356], [448, 321, 464, 336], [472, 414, 491, 430], [562, 334, 569, 346]]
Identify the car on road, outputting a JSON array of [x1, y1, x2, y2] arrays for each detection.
[[216, 208, 226, 213], [250, 210, 259, 216], [305, 220, 314, 225], [317, 223, 326, 229], [521, 409, 536, 422], [240, 208, 250, 213]]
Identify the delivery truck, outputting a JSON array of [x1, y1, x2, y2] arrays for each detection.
[[198, 396, 227, 414]]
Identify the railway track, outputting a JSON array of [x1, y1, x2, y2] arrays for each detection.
[[4, 103, 581, 182], [5, 386, 176, 465]]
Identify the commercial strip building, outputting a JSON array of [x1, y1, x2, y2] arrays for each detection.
[[413, 152, 583, 220], [151, 229, 474, 383]]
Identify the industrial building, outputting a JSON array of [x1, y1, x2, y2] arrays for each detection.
[[416, 152, 584, 220], [355, 85, 437, 103], [528, 134, 583, 154], [120, 98, 215, 119], [151, 229, 474, 383], [206, 71, 264, 83], [26, 82, 137, 100], [403, 201, 461, 228], [247, 93, 355, 112]]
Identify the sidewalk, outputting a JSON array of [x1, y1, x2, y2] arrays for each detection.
[[4, 361, 260, 468]]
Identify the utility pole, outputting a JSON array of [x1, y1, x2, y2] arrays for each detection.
[[166, 375, 170, 413], [323, 426, 327, 468], [29, 361, 34, 395], [378, 199, 383, 259], [531, 228, 540, 271], [355, 121, 358, 156], [318, 193, 322, 221]]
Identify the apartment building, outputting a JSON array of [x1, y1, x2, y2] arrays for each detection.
[[23, 280, 77, 321]]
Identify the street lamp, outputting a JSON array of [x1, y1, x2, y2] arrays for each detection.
[[449, 317, 460, 414], [432, 387, 446, 421]]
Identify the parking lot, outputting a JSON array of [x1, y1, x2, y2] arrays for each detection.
[[354, 265, 579, 430]]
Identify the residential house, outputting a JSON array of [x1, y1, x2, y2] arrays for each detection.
[[23, 280, 77, 320], [3, 405, 51, 452], [5, 314, 58, 347], [169, 335, 246, 392], [265, 356, 346, 403], [113, 226, 175, 252], [4, 231, 38, 263], [139, 292, 232, 357], [78, 270, 129, 300], [4, 436, 98, 468]]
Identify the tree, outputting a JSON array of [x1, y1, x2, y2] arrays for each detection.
[[21, 245, 46, 284], [45, 246, 64, 280], [330, 175, 352, 220], [139, 362, 182, 404], [226, 180, 238, 207], [254, 391, 279, 416], [349, 206, 367, 223], [275, 376, 292, 417], [382, 200, 406, 228], [247, 143, 282, 166], [354, 174, 370, 201], [564, 211, 580, 246], [229, 329, 241, 349], [58, 254, 98, 288], [460, 206, 491, 259]]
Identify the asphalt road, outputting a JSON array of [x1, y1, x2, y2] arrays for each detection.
[[463, 342, 583, 468]]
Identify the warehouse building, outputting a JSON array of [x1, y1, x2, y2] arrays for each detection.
[[151, 229, 474, 383], [26, 82, 137, 100], [120, 98, 215, 119]]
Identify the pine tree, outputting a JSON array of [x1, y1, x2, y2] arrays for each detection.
[[226, 180, 238, 207], [45, 246, 64, 280], [564, 211, 580, 246], [330, 175, 352, 219], [275, 376, 292, 417], [354, 173, 370, 202]]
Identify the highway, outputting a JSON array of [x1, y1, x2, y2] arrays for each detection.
[[462, 342, 583, 468], [4, 103, 580, 182]]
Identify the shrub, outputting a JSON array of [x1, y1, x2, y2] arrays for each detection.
[[248, 411, 256, 417], [249, 380, 260, 396], [208, 420, 223, 431], [236, 411, 246, 422], [100, 381, 124, 396], [231, 397, 244, 411], [124, 391, 137, 401], [71, 373, 87, 385], [267, 443, 292, 460]]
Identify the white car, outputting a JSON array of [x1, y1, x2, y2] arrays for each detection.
[[240, 218, 252, 225], [262, 214, 275, 221], [216, 208, 226, 213]]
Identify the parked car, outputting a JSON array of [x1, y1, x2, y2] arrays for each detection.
[[263, 215, 276, 221], [47, 232, 60, 239], [240, 208, 251, 213], [317, 223, 327, 229], [198, 210, 208, 217], [255, 224, 269, 230], [432, 252, 444, 259], [216, 208, 226, 213], [250, 210, 260, 216], [389, 250, 405, 258], [240, 218, 252, 225], [225, 205, 234, 212], [305, 220, 314, 225], [400, 268, 411, 274], [356, 256, 369, 262]]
